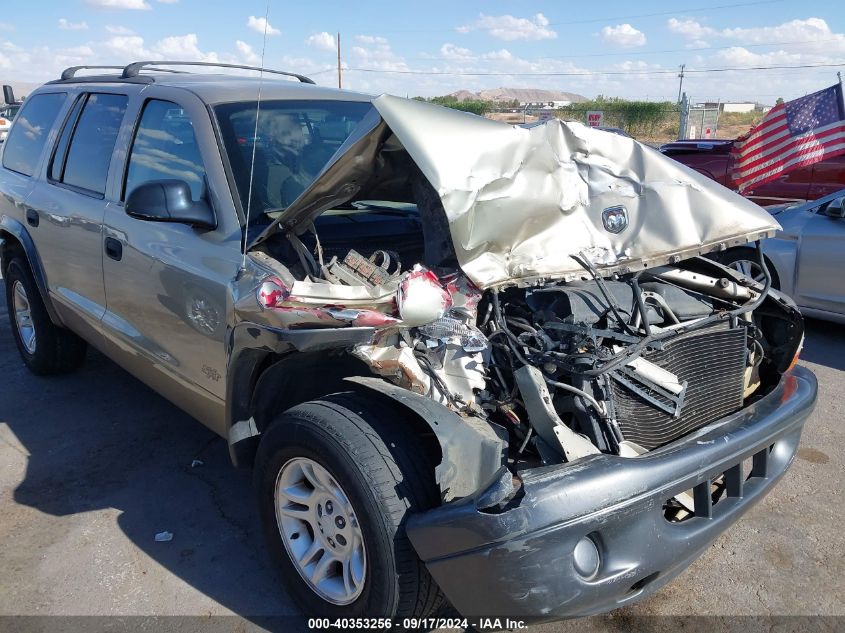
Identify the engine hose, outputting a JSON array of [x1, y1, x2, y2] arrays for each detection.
[[571, 253, 638, 336], [543, 376, 606, 417], [630, 275, 652, 335], [572, 242, 773, 378]]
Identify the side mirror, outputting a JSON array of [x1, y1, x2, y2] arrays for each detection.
[[825, 197, 845, 218], [126, 180, 216, 229]]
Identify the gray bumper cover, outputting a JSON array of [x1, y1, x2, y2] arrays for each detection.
[[406, 366, 817, 619]]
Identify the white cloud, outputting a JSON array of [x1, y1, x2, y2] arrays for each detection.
[[58, 18, 89, 31], [87, 0, 151, 9], [350, 35, 407, 72], [459, 13, 557, 41], [157, 0, 178, 3], [601, 24, 646, 48], [235, 40, 260, 65], [105, 25, 134, 35], [153, 33, 219, 61], [0, 23, 13, 32], [355, 35, 389, 45], [247, 16, 280, 36], [481, 49, 513, 61], [439, 43, 474, 60], [103, 34, 150, 58], [667, 17, 715, 39], [306, 31, 336, 52], [667, 17, 845, 57]]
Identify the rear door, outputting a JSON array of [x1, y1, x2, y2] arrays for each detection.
[[0, 91, 68, 245], [14, 90, 128, 338], [100, 93, 243, 432]]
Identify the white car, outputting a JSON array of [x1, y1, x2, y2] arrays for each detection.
[[0, 103, 20, 142]]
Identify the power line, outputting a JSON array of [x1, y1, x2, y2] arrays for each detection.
[[342, 61, 845, 78]]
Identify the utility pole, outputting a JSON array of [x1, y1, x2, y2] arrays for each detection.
[[337, 32, 342, 89], [677, 64, 686, 104]]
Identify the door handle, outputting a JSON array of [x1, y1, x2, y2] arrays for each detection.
[[25, 209, 39, 227], [104, 237, 123, 261]]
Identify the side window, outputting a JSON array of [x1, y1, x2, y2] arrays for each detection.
[[57, 93, 128, 196], [125, 100, 207, 202], [2, 92, 67, 177]]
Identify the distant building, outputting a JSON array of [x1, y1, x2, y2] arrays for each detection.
[[692, 101, 772, 114], [519, 100, 572, 109], [722, 102, 757, 114]]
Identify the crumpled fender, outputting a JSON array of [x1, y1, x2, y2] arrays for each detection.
[[345, 376, 507, 501]]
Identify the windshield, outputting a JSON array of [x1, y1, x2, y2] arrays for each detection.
[[215, 100, 372, 222]]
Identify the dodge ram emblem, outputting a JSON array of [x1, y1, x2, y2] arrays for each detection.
[[602, 205, 629, 233]]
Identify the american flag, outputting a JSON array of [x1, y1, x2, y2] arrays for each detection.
[[730, 83, 845, 192]]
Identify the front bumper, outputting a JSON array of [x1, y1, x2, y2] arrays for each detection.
[[407, 366, 817, 619]]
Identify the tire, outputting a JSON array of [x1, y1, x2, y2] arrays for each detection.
[[254, 392, 445, 618], [4, 257, 87, 375], [718, 247, 780, 290]]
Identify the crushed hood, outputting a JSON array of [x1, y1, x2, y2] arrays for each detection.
[[251, 94, 780, 289]]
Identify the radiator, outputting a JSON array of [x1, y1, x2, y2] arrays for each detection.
[[611, 323, 748, 450]]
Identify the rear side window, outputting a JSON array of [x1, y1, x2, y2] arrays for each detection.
[[2, 93, 67, 177], [58, 93, 128, 196]]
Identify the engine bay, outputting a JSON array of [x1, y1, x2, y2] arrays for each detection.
[[250, 218, 804, 474]]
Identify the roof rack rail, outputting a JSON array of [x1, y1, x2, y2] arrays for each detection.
[[121, 61, 316, 84], [60, 65, 187, 81], [61, 66, 126, 80]]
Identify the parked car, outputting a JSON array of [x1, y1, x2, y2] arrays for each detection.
[[0, 103, 21, 143], [659, 139, 845, 206], [717, 189, 845, 323], [0, 62, 816, 622], [0, 85, 23, 143]]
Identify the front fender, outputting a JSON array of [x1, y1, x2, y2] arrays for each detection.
[[345, 376, 507, 501]]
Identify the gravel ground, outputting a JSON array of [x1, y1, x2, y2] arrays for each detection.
[[0, 278, 842, 631]]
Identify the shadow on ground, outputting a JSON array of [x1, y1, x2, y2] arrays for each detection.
[[799, 317, 845, 371], [0, 280, 298, 624]]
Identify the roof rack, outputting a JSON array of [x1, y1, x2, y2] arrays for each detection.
[[122, 61, 316, 84], [60, 65, 187, 81], [55, 61, 317, 86]]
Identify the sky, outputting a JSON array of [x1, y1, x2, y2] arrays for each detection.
[[1, 0, 844, 104]]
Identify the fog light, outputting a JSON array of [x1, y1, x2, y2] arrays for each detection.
[[573, 535, 600, 578]]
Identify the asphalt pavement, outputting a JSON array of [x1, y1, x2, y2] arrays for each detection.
[[0, 278, 843, 631]]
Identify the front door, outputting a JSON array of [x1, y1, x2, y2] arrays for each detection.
[[100, 96, 242, 433], [794, 196, 845, 314]]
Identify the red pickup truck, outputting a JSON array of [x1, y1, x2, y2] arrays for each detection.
[[659, 139, 845, 207]]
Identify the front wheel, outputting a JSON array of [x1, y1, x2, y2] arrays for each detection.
[[254, 393, 445, 618], [718, 247, 780, 290]]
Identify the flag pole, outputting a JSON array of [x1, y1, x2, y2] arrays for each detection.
[[839, 71, 844, 114]]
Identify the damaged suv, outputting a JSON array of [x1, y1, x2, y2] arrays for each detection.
[[0, 62, 817, 620]]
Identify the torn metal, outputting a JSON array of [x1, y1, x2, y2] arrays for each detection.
[[251, 94, 780, 290]]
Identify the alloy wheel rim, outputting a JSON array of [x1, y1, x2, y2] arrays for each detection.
[[12, 281, 36, 354], [729, 259, 766, 283], [275, 457, 367, 605]]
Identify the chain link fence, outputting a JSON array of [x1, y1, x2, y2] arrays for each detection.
[[555, 102, 681, 145]]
